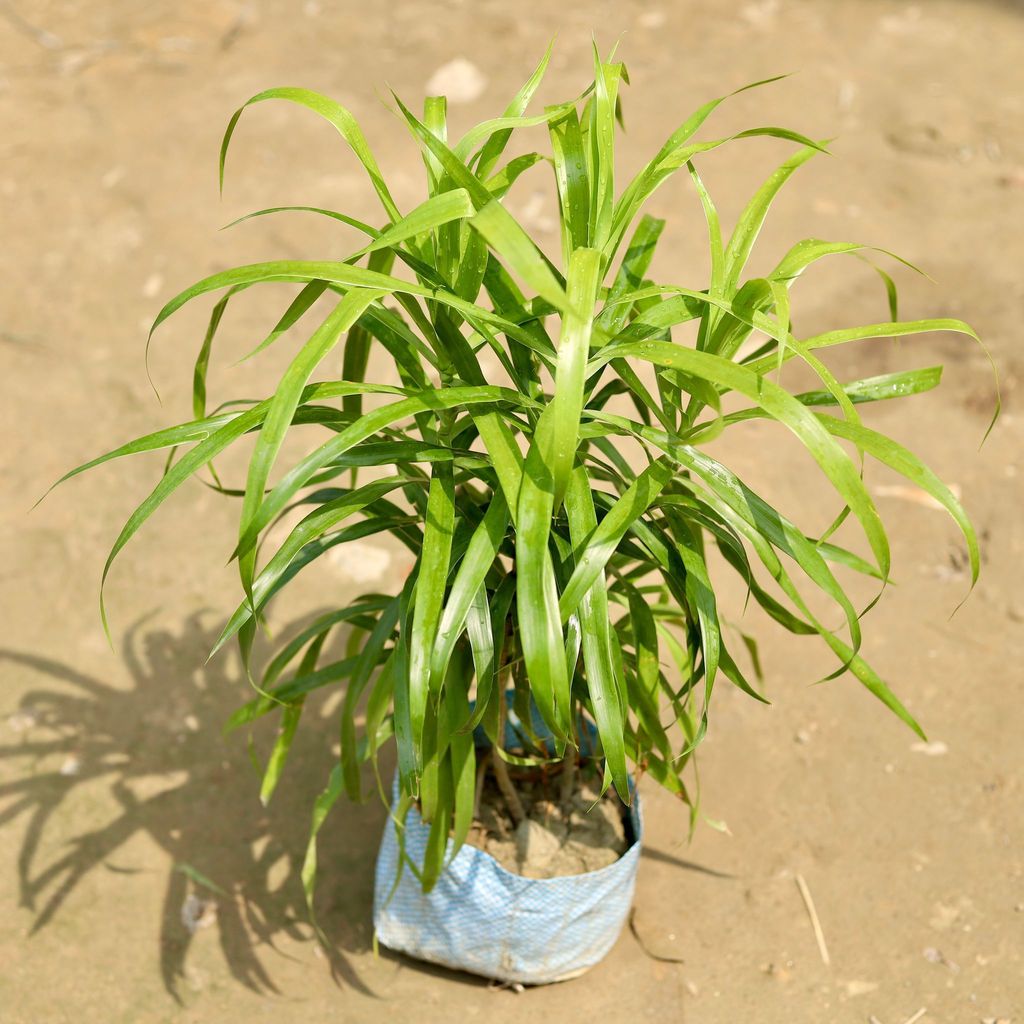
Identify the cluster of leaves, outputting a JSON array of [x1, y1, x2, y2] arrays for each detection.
[[58, 45, 990, 895]]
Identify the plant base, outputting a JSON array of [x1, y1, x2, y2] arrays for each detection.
[[373, 771, 643, 984]]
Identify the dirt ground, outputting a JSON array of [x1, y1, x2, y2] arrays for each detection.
[[2, 1, 1022, 1021]]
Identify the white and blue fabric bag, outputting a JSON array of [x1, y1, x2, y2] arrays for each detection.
[[373, 707, 642, 984]]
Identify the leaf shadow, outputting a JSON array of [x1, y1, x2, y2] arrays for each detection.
[[0, 611, 385, 1003]]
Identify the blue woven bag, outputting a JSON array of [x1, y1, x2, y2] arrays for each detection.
[[373, 703, 642, 984]]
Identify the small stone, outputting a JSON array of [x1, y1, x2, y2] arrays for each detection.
[[741, 0, 779, 28], [7, 709, 38, 733], [517, 191, 556, 234], [985, 138, 1003, 162], [484, 837, 516, 867], [142, 273, 164, 298], [515, 818, 562, 870], [181, 894, 217, 934], [761, 961, 792, 983], [426, 59, 487, 104], [837, 80, 856, 112], [564, 838, 618, 873], [327, 540, 391, 583], [638, 10, 666, 28], [529, 805, 567, 842], [59, 755, 82, 776], [183, 714, 200, 733], [101, 166, 125, 189], [923, 946, 960, 972], [930, 901, 961, 930], [879, 6, 922, 34], [843, 979, 878, 997], [911, 740, 949, 756]]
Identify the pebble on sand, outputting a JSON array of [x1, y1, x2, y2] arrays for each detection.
[[180, 894, 217, 934], [426, 59, 487, 104], [327, 540, 391, 583], [910, 740, 949, 756]]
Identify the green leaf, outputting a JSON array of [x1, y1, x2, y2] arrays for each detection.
[[565, 466, 629, 800], [818, 413, 979, 587], [341, 598, 401, 799], [588, 50, 625, 253], [71, 49, 985, 890], [258, 631, 318, 806], [237, 386, 530, 567], [723, 143, 826, 292], [354, 189, 475, 259], [237, 289, 389, 597], [301, 765, 345, 920], [543, 246, 602, 506], [549, 104, 590, 259], [445, 673, 476, 863], [222, 87, 401, 221], [408, 462, 456, 753], [597, 339, 891, 578], [474, 40, 554, 178], [515, 440, 571, 742], [236, 280, 328, 366], [257, 599, 391, 695], [598, 213, 665, 337], [431, 492, 509, 690], [470, 200, 567, 309], [559, 457, 674, 620]]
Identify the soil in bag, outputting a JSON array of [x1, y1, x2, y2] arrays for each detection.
[[466, 760, 635, 879]]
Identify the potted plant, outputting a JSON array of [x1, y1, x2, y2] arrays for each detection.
[[53, 45, 992, 983]]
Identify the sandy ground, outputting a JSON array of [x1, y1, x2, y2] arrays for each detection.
[[1, 1, 1022, 1021]]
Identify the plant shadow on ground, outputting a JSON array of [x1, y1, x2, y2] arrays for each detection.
[[0, 612, 385, 1002], [0, 613, 737, 1001]]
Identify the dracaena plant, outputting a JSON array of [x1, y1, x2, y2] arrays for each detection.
[[55, 45, 992, 896]]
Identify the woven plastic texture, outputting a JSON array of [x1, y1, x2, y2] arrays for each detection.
[[373, 773, 642, 984]]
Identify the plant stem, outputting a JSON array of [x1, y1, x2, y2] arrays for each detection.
[[558, 749, 577, 810], [492, 687, 525, 826], [472, 755, 487, 821]]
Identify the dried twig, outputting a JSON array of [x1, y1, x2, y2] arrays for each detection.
[[487, 978, 525, 993], [901, 1009, 927, 1024], [794, 873, 830, 966], [0, 1, 62, 49]]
